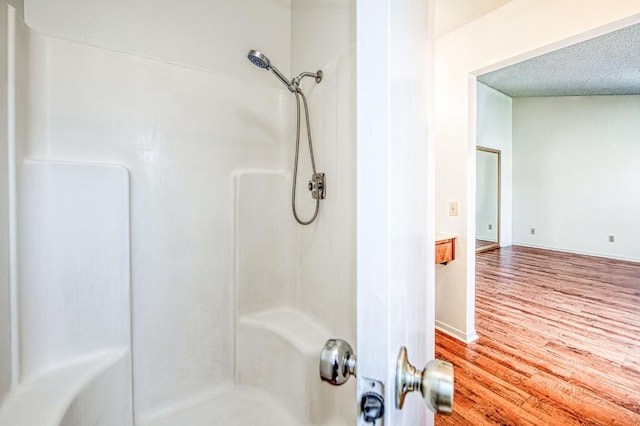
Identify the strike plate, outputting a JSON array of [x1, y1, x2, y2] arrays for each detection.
[[358, 378, 385, 426]]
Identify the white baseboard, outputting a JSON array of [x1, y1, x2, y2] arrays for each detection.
[[512, 242, 640, 263], [435, 320, 478, 344]]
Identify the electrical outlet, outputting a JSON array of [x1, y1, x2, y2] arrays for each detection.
[[488, 224, 492, 230], [449, 201, 458, 216], [530, 228, 536, 235], [609, 235, 615, 243]]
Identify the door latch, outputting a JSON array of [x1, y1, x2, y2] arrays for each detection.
[[359, 378, 385, 425]]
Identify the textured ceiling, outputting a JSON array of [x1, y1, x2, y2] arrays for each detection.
[[477, 23, 640, 97]]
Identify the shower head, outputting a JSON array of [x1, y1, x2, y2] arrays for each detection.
[[247, 50, 270, 69], [247, 49, 296, 92]]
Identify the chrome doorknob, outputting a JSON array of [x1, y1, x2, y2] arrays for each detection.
[[319, 339, 356, 386], [395, 346, 454, 414]]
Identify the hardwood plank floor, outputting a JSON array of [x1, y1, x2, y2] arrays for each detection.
[[435, 246, 640, 426]]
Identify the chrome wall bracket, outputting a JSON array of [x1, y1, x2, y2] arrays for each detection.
[[309, 173, 326, 200]]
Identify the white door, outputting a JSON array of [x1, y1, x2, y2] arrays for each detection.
[[356, 0, 450, 424]]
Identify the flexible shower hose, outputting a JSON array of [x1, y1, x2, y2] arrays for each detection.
[[292, 89, 320, 225]]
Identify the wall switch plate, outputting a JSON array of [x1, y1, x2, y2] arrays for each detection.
[[530, 228, 536, 235], [488, 224, 492, 230], [609, 235, 615, 243], [449, 201, 458, 216]]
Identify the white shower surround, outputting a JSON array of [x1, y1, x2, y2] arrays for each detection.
[[0, 158, 133, 425], [0, 0, 356, 424]]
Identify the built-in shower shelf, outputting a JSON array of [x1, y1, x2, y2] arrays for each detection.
[[0, 350, 127, 426], [138, 385, 298, 426], [239, 307, 332, 356], [236, 307, 353, 425]]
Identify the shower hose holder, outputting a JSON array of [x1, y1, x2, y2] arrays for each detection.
[[308, 173, 326, 200]]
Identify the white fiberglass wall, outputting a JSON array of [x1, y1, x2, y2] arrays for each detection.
[[0, 1, 10, 404], [22, 27, 289, 422], [1, 0, 356, 423], [291, 0, 357, 348]]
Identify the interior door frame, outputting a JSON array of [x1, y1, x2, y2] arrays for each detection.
[[466, 13, 640, 343]]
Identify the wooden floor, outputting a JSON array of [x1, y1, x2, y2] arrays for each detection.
[[435, 246, 640, 426]]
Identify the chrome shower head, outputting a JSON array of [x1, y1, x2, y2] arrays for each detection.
[[247, 49, 296, 92], [247, 50, 270, 69], [247, 49, 323, 92]]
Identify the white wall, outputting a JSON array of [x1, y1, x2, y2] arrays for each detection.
[[435, 0, 511, 37], [513, 95, 640, 262], [476, 83, 512, 246], [291, 0, 354, 76], [5, 0, 18, 14], [23, 0, 291, 89], [0, 1, 10, 405], [291, 0, 357, 345], [435, 0, 640, 342]]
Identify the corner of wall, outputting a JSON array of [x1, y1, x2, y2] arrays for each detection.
[[5, 0, 22, 17], [435, 320, 478, 344], [0, 0, 15, 403]]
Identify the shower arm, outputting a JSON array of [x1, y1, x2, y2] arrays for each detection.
[[268, 66, 324, 93], [291, 71, 323, 90]]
